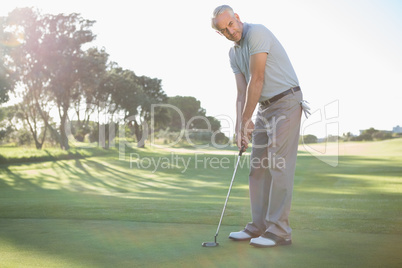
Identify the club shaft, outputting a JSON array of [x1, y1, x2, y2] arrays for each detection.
[[214, 154, 242, 239]]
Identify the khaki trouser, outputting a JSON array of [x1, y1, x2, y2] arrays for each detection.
[[245, 90, 302, 239]]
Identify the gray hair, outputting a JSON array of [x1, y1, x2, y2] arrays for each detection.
[[211, 5, 235, 30]]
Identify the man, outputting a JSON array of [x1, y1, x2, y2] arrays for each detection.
[[211, 5, 306, 248]]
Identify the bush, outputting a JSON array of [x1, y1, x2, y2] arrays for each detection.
[[373, 131, 393, 140], [214, 132, 230, 145], [349, 128, 395, 141], [0, 129, 6, 141], [17, 129, 32, 146], [326, 135, 340, 142], [301, 134, 318, 144], [360, 133, 373, 141]]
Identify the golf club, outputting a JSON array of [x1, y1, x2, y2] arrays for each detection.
[[202, 146, 245, 247]]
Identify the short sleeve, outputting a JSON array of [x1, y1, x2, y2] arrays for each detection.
[[247, 24, 272, 56], [229, 48, 241, 74]]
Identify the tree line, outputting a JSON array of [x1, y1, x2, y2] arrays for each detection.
[[0, 8, 224, 149], [299, 127, 400, 144]]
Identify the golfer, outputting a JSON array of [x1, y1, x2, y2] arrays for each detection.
[[211, 5, 304, 248]]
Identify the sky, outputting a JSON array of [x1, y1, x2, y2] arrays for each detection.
[[1, 0, 402, 138]]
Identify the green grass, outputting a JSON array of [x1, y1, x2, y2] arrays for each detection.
[[0, 139, 402, 267], [0, 144, 114, 165]]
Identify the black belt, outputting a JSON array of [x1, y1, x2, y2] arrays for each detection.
[[260, 86, 301, 106]]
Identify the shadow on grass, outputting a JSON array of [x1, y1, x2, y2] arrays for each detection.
[[1, 219, 400, 267], [0, 151, 401, 266]]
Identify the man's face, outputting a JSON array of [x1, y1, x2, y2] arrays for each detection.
[[214, 11, 243, 43]]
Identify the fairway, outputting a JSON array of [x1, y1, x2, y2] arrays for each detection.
[[1, 139, 402, 267]]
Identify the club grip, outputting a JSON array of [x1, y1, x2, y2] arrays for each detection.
[[239, 146, 245, 156]]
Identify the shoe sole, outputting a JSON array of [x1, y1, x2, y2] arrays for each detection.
[[229, 236, 253, 241], [249, 240, 292, 248]]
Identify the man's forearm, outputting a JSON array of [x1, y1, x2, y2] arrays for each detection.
[[235, 73, 247, 133], [242, 77, 264, 124], [242, 52, 267, 125], [236, 92, 246, 131]]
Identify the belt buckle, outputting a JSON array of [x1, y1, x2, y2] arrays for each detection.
[[261, 99, 271, 106]]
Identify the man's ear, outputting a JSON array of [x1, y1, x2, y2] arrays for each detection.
[[216, 30, 223, 36], [234, 13, 241, 22]]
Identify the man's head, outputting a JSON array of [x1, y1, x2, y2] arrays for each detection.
[[211, 5, 243, 43]]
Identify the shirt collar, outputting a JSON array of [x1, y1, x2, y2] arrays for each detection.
[[234, 22, 249, 47]]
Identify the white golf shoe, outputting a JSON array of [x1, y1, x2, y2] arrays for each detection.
[[229, 229, 259, 241], [249, 232, 292, 248]]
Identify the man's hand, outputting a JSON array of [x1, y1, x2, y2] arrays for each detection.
[[240, 119, 254, 150]]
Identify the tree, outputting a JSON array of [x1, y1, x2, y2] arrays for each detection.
[[302, 134, 318, 144], [0, 105, 17, 142], [17, 90, 48, 149], [351, 127, 388, 141], [1, 8, 56, 148], [166, 96, 221, 134], [1, 8, 97, 150], [133, 76, 168, 147], [203, 116, 221, 132], [326, 135, 340, 142], [0, 63, 13, 105], [71, 47, 109, 141], [167, 96, 206, 131], [98, 66, 142, 148], [362, 127, 378, 136], [98, 66, 169, 148], [41, 12, 96, 150], [372, 131, 392, 140], [342, 132, 353, 141], [2, 7, 170, 150], [0, 17, 17, 105]]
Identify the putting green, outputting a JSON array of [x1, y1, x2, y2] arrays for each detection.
[[0, 139, 401, 267], [0, 219, 401, 267]]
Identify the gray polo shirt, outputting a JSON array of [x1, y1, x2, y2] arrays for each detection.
[[229, 23, 299, 102]]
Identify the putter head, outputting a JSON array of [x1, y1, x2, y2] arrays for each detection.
[[202, 242, 219, 247]]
